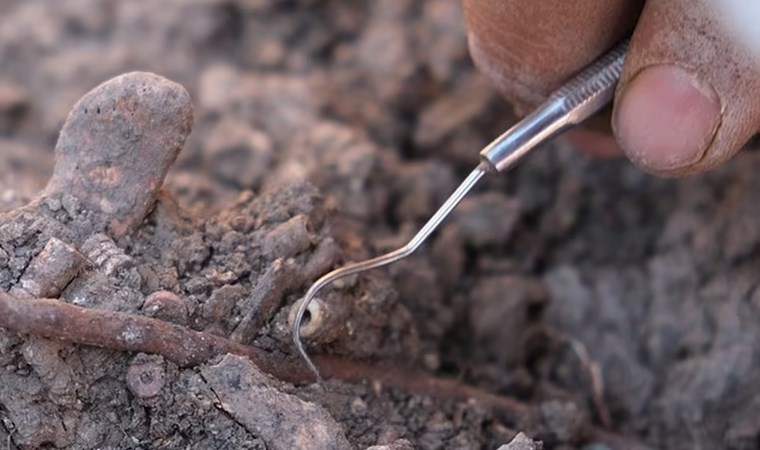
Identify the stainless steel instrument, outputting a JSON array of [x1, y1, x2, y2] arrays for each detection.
[[293, 39, 630, 382]]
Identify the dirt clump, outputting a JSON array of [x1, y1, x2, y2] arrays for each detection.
[[0, 1, 758, 450], [202, 354, 352, 450]]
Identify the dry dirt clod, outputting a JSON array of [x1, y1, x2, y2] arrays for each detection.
[[413, 74, 497, 161], [204, 116, 274, 189], [142, 290, 189, 325], [201, 354, 352, 450], [41, 71, 193, 239], [202, 284, 247, 333], [365, 439, 415, 450], [539, 400, 589, 446], [453, 192, 522, 248], [470, 276, 548, 366], [497, 432, 544, 450], [20, 338, 78, 405]]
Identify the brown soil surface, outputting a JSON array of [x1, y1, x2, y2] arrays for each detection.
[[0, 1, 758, 449]]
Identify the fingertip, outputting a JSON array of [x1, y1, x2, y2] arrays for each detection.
[[462, 0, 639, 113], [613, 64, 722, 176]]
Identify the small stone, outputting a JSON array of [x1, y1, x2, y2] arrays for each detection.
[[374, 428, 403, 447], [61, 193, 80, 216], [142, 290, 189, 325], [136, 264, 160, 293]]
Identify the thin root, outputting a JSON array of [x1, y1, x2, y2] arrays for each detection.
[[556, 331, 612, 428], [0, 291, 645, 449]]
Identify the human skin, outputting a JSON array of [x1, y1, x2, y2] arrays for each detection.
[[462, 0, 760, 177]]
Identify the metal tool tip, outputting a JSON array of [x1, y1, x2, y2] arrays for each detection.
[[291, 165, 487, 384], [291, 287, 327, 384]]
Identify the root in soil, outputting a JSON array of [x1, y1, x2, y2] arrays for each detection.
[[0, 2, 759, 450]]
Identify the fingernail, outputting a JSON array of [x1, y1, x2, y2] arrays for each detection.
[[614, 64, 721, 172]]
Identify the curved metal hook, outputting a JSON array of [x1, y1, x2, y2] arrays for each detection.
[[290, 38, 631, 384], [292, 165, 488, 382]]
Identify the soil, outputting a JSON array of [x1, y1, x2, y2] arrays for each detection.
[[0, 1, 758, 450]]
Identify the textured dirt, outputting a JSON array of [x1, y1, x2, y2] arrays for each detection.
[[0, 1, 758, 450]]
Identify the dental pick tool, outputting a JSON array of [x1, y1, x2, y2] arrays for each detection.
[[293, 39, 630, 382]]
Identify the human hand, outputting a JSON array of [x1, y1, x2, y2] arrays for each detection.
[[462, 0, 760, 177]]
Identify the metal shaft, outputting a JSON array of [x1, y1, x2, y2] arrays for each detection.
[[480, 39, 629, 172]]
